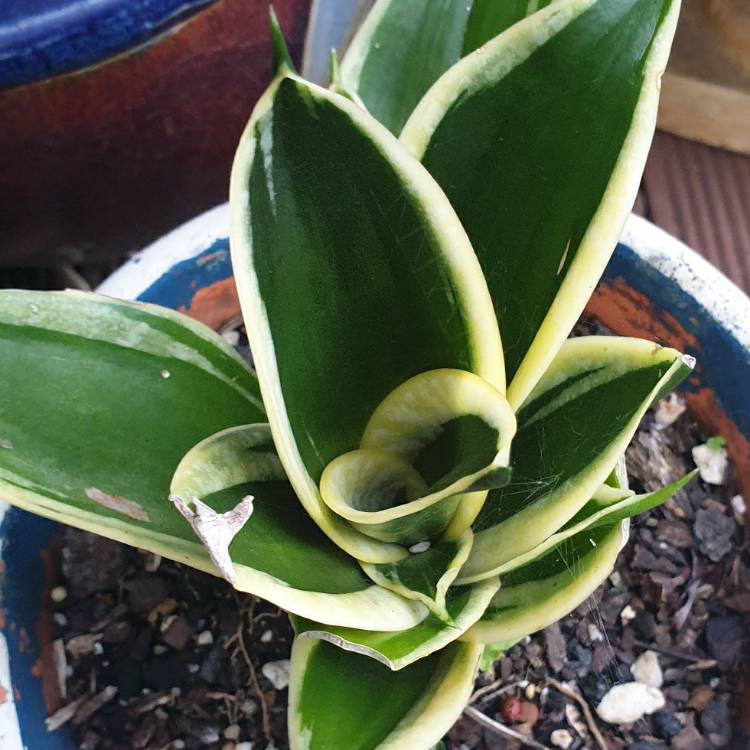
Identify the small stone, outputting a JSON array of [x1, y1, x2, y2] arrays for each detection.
[[656, 519, 693, 548], [694, 508, 734, 562], [705, 615, 743, 666], [199, 727, 221, 744], [225, 724, 241, 741], [596, 682, 665, 724], [621, 604, 637, 623], [701, 697, 731, 747], [588, 623, 604, 642], [143, 553, 162, 572], [672, 717, 705, 750], [199, 644, 226, 683], [692, 442, 728, 484], [653, 710, 683, 738], [517, 701, 538, 726], [66, 633, 104, 657], [408, 541, 431, 553], [260, 629, 273, 643], [197, 630, 214, 646], [524, 683, 536, 701], [632, 650, 663, 688], [543, 622, 566, 672], [731, 494, 746, 524], [222, 329, 240, 346], [50, 586, 68, 602], [125, 576, 170, 613], [500, 696, 522, 723], [161, 616, 192, 650], [261, 659, 291, 690], [550, 729, 573, 749], [654, 394, 687, 428], [688, 685, 715, 711]]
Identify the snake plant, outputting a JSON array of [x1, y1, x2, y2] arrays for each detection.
[[0, 1, 691, 747]]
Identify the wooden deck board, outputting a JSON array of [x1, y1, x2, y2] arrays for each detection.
[[642, 132, 750, 293]]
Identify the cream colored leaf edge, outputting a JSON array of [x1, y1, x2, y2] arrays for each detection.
[[0, 289, 262, 409], [463, 520, 628, 644], [362, 529, 474, 621], [400, 0, 682, 410], [230, 73, 504, 564], [0, 479, 428, 631], [288, 637, 483, 750], [320, 369, 516, 532], [480, 472, 691, 578], [295, 576, 499, 671], [171, 423, 285, 499], [338, 0, 393, 96], [459, 338, 692, 583]]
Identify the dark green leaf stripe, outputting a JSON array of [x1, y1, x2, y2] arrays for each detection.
[[488, 472, 694, 577], [402, 0, 681, 407], [362, 532, 473, 621], [462, 0, 555, 53], [465, 522, 625, 644], [460, 337, 693, 583], [230, 74, 503, 563], [289, 638, 482, 750], [293, 577, 499, 671], [340, 0, 473, 135]]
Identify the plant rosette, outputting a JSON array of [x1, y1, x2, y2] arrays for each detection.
[[3, 2, 748, 749]]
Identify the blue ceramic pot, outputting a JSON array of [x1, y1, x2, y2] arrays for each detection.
[[0, 0, 217, 89], [1, 205, 749, 747]]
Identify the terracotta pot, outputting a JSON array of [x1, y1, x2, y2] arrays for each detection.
[[0, 0, 310, 267], [1, 205, 748, 745]]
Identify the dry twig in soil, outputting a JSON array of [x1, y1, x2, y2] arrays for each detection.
[[543, 676, 608, 750], [463, 705, 552, 750]]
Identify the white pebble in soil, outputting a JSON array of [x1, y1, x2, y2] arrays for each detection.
[[631, 650, 663, 688], [692, 443, 728, 485], [596, 682, 665, 725], [261, 659, 291, 690], [654, 393, 686, 429], [732, 494, 746, 524], [550, 728, 574, 749]]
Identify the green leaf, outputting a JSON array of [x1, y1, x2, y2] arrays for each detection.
[[460, 337, 693, 583], [230, 74, 503, 563], [478, 639, 519, 674], [339, 0, 473, 134], [269, 5, 297, 76], [706, 435, 726, 452], [488, 472, 696, 578], [0, 289, 262, 544], [289, 637, 482, 750], [169, 425, 428, 630], [362, 532, 474, 621], [292, 576, 499, 671], [465, 522, 626, 644], [402, 0, 681, 408], [319, 369, 515, 545], [462, 0, 556, 54]]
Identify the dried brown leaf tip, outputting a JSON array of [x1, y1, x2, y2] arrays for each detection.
[[169, 494, 254, 584], [85, 487, 150, 522]]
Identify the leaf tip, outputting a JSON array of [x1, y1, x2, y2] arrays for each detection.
[[268, 5, 296, 76]]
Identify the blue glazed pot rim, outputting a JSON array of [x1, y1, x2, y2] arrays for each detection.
[[0, 0, 215, 90]]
